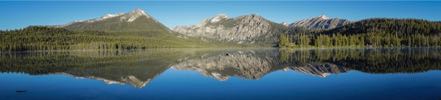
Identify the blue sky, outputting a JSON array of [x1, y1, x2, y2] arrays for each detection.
[[0, 1, 440, 30]]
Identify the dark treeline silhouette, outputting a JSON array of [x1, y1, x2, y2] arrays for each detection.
[[280, 18, 441, 48]]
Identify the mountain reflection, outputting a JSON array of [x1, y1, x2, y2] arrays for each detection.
[[173, 50, 279, 80], [0, 48, 440, 88]]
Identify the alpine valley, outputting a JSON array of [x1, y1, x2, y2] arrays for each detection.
[[0, 9, 440, 51]]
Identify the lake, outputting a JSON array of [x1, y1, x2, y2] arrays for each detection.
[[0, 48, 440, 100]]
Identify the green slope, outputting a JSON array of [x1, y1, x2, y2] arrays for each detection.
[[65, 14, 171, 34], [0, 26, 249, 51], [0, 9, 255, 51], [322, 18, 441, 35]]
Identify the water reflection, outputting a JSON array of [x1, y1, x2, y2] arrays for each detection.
[[0, 48, 440, 88]]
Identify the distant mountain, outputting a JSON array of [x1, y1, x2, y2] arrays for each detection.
[[3, 8, 441, 50], [322, 18, 441, 35], [289, 15, 351, 30], [64, 9, 171, 33], [280, 18, 441, 48], [173, 14, 287, 45]]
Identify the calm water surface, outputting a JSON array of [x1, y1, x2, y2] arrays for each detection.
[[0, 48, 440, 100]]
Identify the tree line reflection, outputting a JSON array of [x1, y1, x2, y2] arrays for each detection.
[[0, 48, 440, 88]]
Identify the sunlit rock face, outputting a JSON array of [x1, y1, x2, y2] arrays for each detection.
[[289, 63, 349, 77], [173, 14, 287, 44], [173, 50, 280, 80]]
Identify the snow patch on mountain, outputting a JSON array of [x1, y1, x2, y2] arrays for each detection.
[[66, 8, 151, 25], [122, 8, 150, 22], [209, 14, 228, 23], [319, 15, 329, 19], [281, 22, 289, 26], [83, 13, 124, 23], [102, 14, 123, 20]]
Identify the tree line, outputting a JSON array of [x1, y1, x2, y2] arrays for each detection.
[[0, 26, 246, 51], [279, 18, 441, 48]]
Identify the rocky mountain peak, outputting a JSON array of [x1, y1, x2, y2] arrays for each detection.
[[122, 8, 150, 22], [64, 8, 171, 33], [318, 15, 330, 20], [237, 14, 265, 21], [66, 8, 151, 24], [209, 14, 228, 23], [129, 9, 149, 17], [289, 15, 351, 30], [132, 8, 147, 15], [173, 14, 286, 44], [281, 22, 289, 26]]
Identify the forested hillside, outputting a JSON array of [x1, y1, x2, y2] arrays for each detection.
[[279, 18, 441, 48], [0, 26, 246, 51]]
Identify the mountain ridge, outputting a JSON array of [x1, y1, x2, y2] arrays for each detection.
[[64, 9, 171, 34], [173, 14, 287, 45], [289, 15, 351, 30], [2, 9, 441, 50]]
